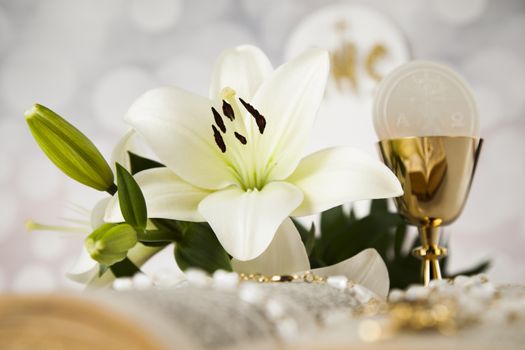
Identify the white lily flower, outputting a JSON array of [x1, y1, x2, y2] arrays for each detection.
[[105, 45, 402, 261], [232, 219, 390, 299]]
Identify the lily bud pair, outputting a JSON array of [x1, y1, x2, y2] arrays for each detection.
[[85, 223, 138, 266], [25, 104, 115, 192]]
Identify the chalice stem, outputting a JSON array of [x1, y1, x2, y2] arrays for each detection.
[[414, 225, 447, 286]]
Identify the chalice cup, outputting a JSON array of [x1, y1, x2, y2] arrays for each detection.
[[378, 136, 482, 286]]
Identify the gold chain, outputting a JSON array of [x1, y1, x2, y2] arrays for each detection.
[[238, 271, 328, 284]]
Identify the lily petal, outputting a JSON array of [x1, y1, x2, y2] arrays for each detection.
[[90, 197, 111, 229], [198, 182, 303, 261], [252, 48, 330, 182], [66, 246, 99, 284], [311, 248, 390, 299], [288, 147, 403, 216], [209, 45, 273, 101], [110, 129, 138, 172], [105, 168, 210, 223], [231, 218, 310, 275], [125, 86, 235, 190]]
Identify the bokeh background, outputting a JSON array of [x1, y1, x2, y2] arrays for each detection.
[[0, 0, 524, 292]]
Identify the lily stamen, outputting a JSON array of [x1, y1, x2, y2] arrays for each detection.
[[212, 107, 226, 133], [212, 125, 226, 153], [25, 219, 87, 234], [234, 132, 247, 145], [239, 98, 266, 134], [222, 100, 235, 121]]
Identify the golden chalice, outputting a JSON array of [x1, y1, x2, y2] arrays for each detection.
[[373, 61, 482, 285], [378, 137, 482, 285]]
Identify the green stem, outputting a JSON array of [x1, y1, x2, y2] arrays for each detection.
[[110, 257, 141, 277], [138, 230, 181, 243], [106, 183, 117, 195]]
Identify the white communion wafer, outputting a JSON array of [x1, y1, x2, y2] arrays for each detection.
[[373, 61, 479, 140]]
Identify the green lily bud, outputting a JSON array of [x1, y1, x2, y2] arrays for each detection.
[[85, 223, 138, 266], [25, 104, 115, 192]]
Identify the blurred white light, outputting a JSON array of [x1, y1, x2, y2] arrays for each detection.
[[0, 5, 12, 52], [129, 0, 182, 33], [92, 66, 158, 132], [457, 124, 525, 232], [0, 152, 10, 184], [261, 1, 307, 53], [521, 215, 525, 241], [157, 55, 211, 96], [0, 119, 28, 155], [184, 22, 257, 60], [30, 233, 66, 261], [0, 47, 77, 113], [240, 0, 279, 18], [12, 264, 57, 292], [17, 155, 62, 200], [184, 0, 233, 23], [432, 0, 488, 25], [0, 192, 18, 243], [462, 48, 525, 119]]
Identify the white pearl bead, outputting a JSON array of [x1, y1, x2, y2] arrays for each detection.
[[239, 282, 265, 304], [185, 268, 210, 287], [405, 285, 429, 301], [112, 277, 133, 291], [352, 284, 373, 304], [327, 275, 348, 290], [388, 289, 405, 302], [212, 270, 239, 290], [428, 279, 450, 289], [152, 270, 184, 289], [132, 273, 153, 290]]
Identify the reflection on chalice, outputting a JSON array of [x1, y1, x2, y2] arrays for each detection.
[[373, 61, 483, 286], [378, 137, 482, 285]]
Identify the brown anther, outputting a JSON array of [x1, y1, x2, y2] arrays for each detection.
[[239, 98, 266, 134], [211, 107, 226, 133], [222, 100, 235, 121], [234, 132, 247, 145], [212, 125, 226, 153]]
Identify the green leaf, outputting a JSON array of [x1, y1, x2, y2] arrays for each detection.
[[149, 218, 184, 241], [174, 223, 232, 273], [321, 212, 402, 265], [370, 199, 388, 213], [110, 257, 141, 277], [116, 163, 147, 231], [292, 218, 316, 256], [128, 151, 165, 175], [316, 205, 349, 256], [139, 229, 181, 243], [394, 221, 407, 259], [25, 104, 115, 192], [310, 199, 490, 289], [447, 260, 491, 278]]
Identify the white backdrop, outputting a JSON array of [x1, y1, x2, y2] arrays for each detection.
[[0, 0, 524, 292]]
